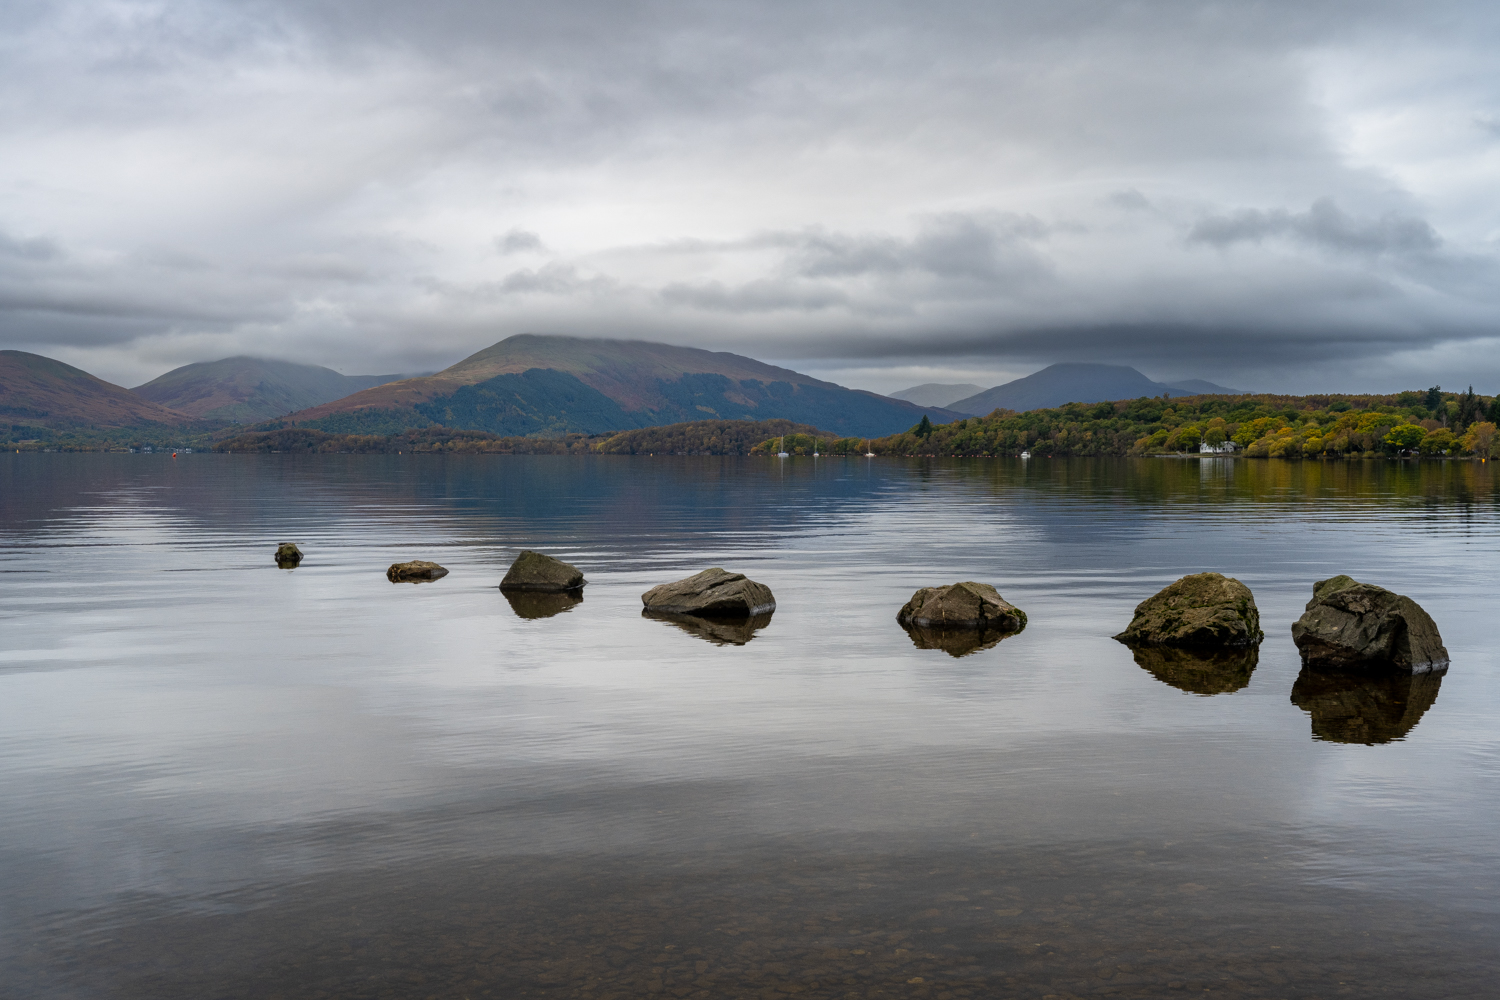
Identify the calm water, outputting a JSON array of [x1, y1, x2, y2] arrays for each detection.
[[2, 454, 1498, 999]]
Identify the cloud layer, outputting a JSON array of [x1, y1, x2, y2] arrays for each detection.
[[1, 0, 1498, 392]]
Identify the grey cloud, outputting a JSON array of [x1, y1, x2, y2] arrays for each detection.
[[496, 230, 546, 254], [1189, 199, 1441, 256]]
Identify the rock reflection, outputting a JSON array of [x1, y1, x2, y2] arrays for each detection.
[[900, 624, 1016, 658], [1124, 644, 1259, 695], [1290, 668, 1445, 744], [643, 610, 773, 646], [503, 589, 583, 620]]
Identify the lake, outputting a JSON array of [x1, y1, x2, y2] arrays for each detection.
[[2, 454, 1497, 998]]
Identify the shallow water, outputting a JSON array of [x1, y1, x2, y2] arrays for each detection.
[[2, 454, 1497, 998]]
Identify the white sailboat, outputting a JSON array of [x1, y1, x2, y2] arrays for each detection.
[[863, 439, 875, 457], [812, 438, 820, 457], [776, 436, 789, 458]]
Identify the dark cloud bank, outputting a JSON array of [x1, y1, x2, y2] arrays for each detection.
[[1, 0, 1498, 392]]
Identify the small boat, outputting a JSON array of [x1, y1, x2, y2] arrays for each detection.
[[777, 436, 789, 458], [863, 439, 875, 457], [1020, 450, 1031, 459], [812, 438, 820, 458]]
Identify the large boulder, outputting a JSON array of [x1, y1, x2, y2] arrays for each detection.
[[274, 542, 302, 568], [500, 550, 586, 592], [896, 582, 1026, 632], [641, 569, 775, 617], [1290, 575, 1448, 673], [387, 560, 448, 583], [1114, 572, 1261, 647], [1290, 668, 1444, 744]]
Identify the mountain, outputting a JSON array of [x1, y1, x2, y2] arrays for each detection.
[[1162, 378, 1247, 395], [947, 363, 1242, 415], [288, 334, 964, 438], [889, 383, 986, 408], [1, 350, 189, 430], [132, 357, 408, 423]]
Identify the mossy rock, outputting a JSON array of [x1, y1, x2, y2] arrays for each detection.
[[896, 582, 1026, 632], [500, 550, 586, 592], [1290, 575, 1447, 673], [1115, 572, 1262, 647], [387, 560, 448, 583], [274, 542, 302, 568], [641, 569, 775, 617]]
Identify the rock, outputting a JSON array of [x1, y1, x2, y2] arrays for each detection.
[[500, 550, 586, 592], [1128, 645, 1259, 696], [640, 568, 775, 617], [1114, 572, 1261, 646], [643, 610, 773, 646], [1290, 575, 1448, 673], [274, 542, 302, 567], [901, 622, 1016, 658], [1290, 668, 1444, 744], [387, 560, 448, 583], [895, 582, 1026, 632], [504, 589, 583, 620]]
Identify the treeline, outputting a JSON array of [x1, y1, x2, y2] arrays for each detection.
[[214, 420, 839, 456], [869, 387, 1500, 459]]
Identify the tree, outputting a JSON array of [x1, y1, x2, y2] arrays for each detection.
[[1457, 386, 1480, 432], [915, 415, 933, 437], [1424, 385, 1443, 411], [1419, 428, 1455, 456], [1463, 421, 1497, 459], [1384, 424, 1425, 453]]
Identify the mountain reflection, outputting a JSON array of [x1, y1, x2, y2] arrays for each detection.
[[901, 624, 1017, 658], [642, 610, 773, 646], [1124, 644, 1259, 695], [1290, 668, 1445, 744], [503, 589, 583, 619]]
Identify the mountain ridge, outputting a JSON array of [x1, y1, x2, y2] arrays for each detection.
[[949, 364, 1246, 415], [132, 356, 408, 422], [1, 350, 191, 430]]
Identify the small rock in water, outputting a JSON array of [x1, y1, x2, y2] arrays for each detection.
[[641, 568, 775, 617], [387, 560, 449, 583], [896, 582, 1026, 632], [1114, 572, 1261, 647], [1290, 575, 1448, 673], [500, 550, 586, 592], [274, 542, 302, 568]]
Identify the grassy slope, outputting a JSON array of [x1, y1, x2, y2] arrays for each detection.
[[132, 357, 404, 422], [1, 350, 190, 434]]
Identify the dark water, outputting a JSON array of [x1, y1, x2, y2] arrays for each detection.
[[2, 454, 1498, 999]]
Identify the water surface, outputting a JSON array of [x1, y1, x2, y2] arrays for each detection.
[[2, 454, 1497, 998]]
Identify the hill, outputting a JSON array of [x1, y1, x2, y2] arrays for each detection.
[[949, 363, 1202, 414], [889, 383, 986, 408], [1163, 378, 1247, 395], [287, 334, 963, 438], [132, 356, 408, 422], [1, 350, 189, 433]]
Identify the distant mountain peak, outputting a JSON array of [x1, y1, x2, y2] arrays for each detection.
[[947, 363, 1248, 415], [132, 356, 408, 422]]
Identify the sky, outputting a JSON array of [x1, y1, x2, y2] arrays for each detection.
[[1, 0, 1498, 395]]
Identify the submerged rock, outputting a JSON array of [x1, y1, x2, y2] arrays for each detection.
[[1128, 644, 1259, 696], [901, 623, 1016, 658], [274, 542, 302, 568], [387, 560, 448, 583], [643, 610, 773, 646], [1290, 667, 1444, 744], [641, 569, 775, 617], [896, 582, 1026, 632], [1290, 575, 1448, 673], [500, 550, 586, 592], [504, 589, 583, 620], [1114, 572, 1262, 647]]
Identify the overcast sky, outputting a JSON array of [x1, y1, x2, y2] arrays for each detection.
[[2, 0, 1498, 394]]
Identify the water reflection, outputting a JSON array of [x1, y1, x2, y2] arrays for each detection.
[[642, 610, 774, 646], [1123, 643, 1259, 695], [503, 589, 583, 619], [1290, 668, 1445, 744], [900, 623, 1017, 658]]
